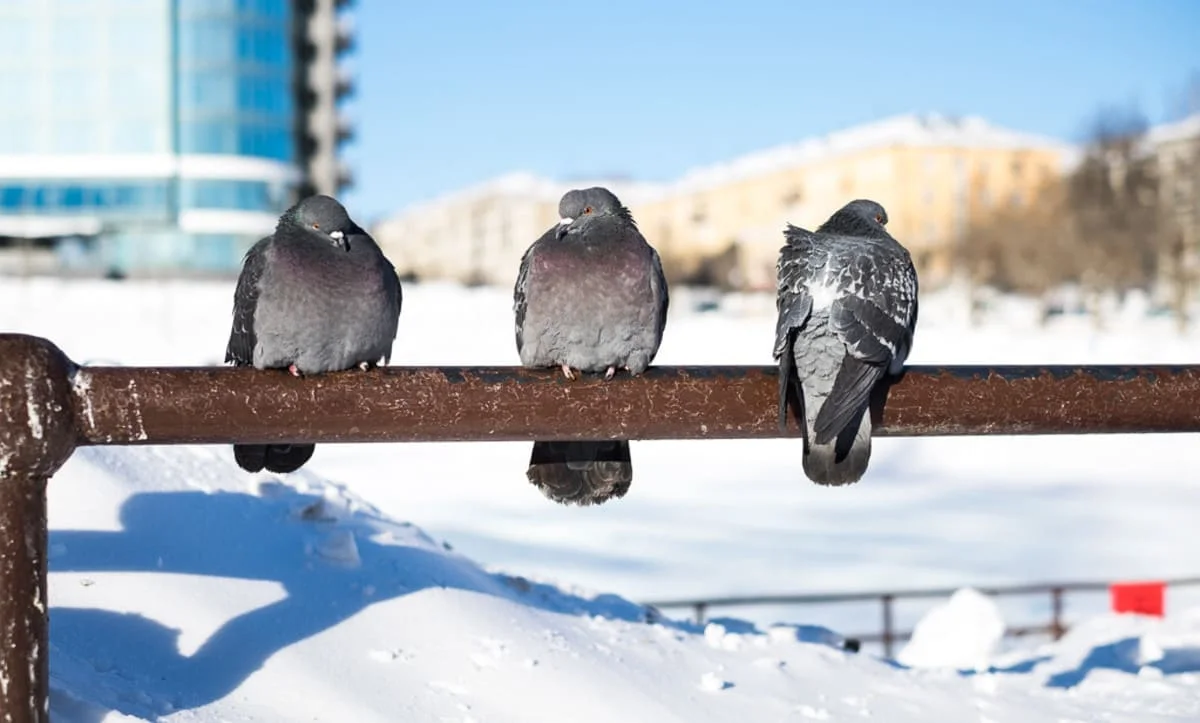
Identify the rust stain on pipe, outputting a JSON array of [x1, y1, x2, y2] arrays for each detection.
[[68, 364, 1200, 447]]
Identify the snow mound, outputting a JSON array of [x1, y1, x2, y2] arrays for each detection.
[[44, 445, 1200, 722], [897, 588, 1006, 671]]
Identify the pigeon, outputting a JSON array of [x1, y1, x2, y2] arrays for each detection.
[[774, 199, 918, 485], [513, 187, 669, 506], [225, 194, 403, 474]]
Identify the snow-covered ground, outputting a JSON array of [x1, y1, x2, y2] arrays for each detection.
[[3, 277, 1200, 720]]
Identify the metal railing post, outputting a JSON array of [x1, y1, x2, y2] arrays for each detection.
[[881, 594, 895, 659], [1050, 587, 1066, 640], [0, 335, 79, 723]]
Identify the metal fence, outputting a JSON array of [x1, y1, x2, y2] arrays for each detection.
[[645, 577, 1200, 659], [3, 332, 1200, 722]]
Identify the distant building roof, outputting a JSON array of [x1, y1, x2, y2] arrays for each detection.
[[1146, 113, 1200, 146], [670, 113, 1077, 195]]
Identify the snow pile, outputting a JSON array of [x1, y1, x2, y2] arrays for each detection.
[[44, 445, 1200, 721], [898, 588, 1007, 671]]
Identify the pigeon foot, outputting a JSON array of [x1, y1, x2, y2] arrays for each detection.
[[603, 366, 617, 381], [287, 364, 302, 378], [560, 364, 577, 381]]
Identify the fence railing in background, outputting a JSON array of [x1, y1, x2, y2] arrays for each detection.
[[3, 332, 1200, 721], [644, 577, 1200, 659]]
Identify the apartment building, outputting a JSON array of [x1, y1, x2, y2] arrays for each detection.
[[375, 113, 1076, 290]]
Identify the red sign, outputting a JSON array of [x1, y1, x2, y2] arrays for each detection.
[[1110, 581, 1166, 617]]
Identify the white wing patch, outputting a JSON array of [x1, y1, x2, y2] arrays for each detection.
[[802, 258, 864, 312], [805, 278, 839, 312]]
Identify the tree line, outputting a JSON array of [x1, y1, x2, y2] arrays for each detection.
[[955, 79, 1200, 328]]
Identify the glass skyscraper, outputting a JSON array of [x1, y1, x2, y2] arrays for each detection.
[[0, 0, 352, 275]]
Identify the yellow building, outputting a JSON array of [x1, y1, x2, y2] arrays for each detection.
[[630, 113, 1076, 290], [375, 114, 1077, 291]]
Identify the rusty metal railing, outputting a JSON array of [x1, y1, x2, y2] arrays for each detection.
[[3, 332, 1200, 721], [645, 577, 1200, 659]]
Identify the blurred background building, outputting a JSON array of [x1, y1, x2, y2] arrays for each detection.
[[0, 0, 356, 277], [375, 114, 1077, 291], [376, 111, 1200, 295]]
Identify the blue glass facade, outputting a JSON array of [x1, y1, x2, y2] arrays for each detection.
[[0, 182, 172, 216], [0, 0, 298, 273], [179, 0, 294, 161]]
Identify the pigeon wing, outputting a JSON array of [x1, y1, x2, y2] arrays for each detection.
[[648, 242, 670, 352], [224, 235, 273, 367], [813, 247, 917, 443], [774, 225, 820, 432]]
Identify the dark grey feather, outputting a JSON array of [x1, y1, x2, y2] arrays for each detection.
[[773, 199, 919, 485], [225, 236, 271, 366], [812, 354, 885, 445]]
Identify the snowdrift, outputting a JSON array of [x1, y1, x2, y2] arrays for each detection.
[[46, 446, 1200, 722]]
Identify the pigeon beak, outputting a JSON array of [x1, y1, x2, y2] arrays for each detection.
[[330, 229, 350, 251], [555, 217, 573, 240]]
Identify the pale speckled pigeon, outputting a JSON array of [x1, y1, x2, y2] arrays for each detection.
[[225, 194, 403, 475], [513, 187, 669, 506], [774, 199, 918, 485]]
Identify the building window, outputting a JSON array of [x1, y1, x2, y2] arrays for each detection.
[[181, 179, 276, 211], [178, 2, 294, 162], [0, 182, 171, 216]]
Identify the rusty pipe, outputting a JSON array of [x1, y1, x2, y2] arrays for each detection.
[[66, 362, 1200, 446]]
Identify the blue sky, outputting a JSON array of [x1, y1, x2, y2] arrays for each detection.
[[342, 0, 1200, 222]]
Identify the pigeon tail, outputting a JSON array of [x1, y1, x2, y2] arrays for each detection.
[[233, 443, 316, 475], [526, 440, 632, 506], [801, 407, 872, 486]]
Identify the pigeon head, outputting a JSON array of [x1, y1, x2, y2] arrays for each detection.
[[555, 187, 627, 240], [284, 194, 358, 252], [819, 199, 890, 239]]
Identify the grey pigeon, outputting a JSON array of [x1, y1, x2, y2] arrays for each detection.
[[513, 187, 669, 505], [774, 199, 918, 485], [225, 194, 403, 474]]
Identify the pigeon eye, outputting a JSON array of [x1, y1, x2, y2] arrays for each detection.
[[583, 206, 593, 215], [312, 223, 320, 229], [874, 214, 884, 224]]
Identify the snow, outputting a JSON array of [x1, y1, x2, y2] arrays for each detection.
[[2, 277, 1200, 720], [898, 588, 1007, 671]]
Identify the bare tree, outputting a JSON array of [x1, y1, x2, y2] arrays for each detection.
[[1159, 74, 1200, 332], [1064, 105, 1161, 326], [955, 176, 1079, 323]]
